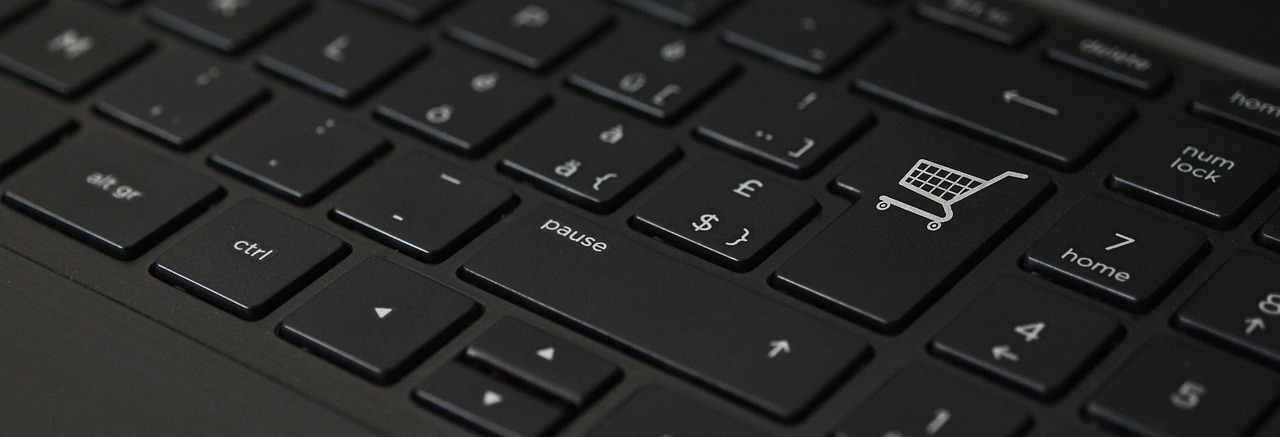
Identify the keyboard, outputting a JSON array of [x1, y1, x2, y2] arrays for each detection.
[[0, 0, 1278, 435]]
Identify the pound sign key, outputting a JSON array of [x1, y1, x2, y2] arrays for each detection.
[[692, 214, 719, 232]]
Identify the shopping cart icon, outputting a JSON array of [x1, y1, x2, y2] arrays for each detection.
[[876, 159, 1028, 231]]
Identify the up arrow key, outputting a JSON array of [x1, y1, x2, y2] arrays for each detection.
[[767, 340, 791, 358], [482, 390, 504, 407]]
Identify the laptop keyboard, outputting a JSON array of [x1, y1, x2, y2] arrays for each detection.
[[0, 0, 1278, 436]]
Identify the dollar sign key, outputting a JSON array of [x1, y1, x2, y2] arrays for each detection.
[[692, 214, 719, 232]]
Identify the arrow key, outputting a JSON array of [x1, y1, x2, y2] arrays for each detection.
[[279, 258, 479, 383], [466, 318, 619, 407], [415, 361, 567, 437], [1176, 253, 1280, 366], [931, 277, 1122, 398]]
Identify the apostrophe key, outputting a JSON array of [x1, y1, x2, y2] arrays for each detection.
[[96, 51, 267, 150], [280, 258, 478, 382], [0, 4, 151, 96], [257, 7, 423, 103], [145, 0, 309, 53], [154, 200, 348, 320], [3, 131, 223, 260], [209, 103, 388, 205]]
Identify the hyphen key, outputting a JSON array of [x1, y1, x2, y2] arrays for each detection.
[[461, 204, 868, 420]]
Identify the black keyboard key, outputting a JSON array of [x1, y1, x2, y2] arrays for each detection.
[[1045, 33, 1172, 95], [1177, 253, 1280, 366], [96, 52, 267, 149], [375, 51, 548, 155], [446, 0, 610, 71], [465, 318, 619, 407], [568, 27, 738, 121], [416, 361, 567, 437], [354, 0, 455, 23], [632, 160, 817, 271], [462, 205, 869, 420], [779, 127, 1051, 332], [1261, 210, 1280, 252], [722, 0, 888, 76], [854, 28, 1134, 170], [0, 0, 39, 28], [1085, 336, 1280, 437], [1192, 82, 1280, 143], [332, 150, 515, 262], [1023, 195, 1206, 311], [835, 365, 1030, 437], [585, 386, 765, 437], [154, 200, 346, 320], [146, 0, 308, 54], [500, 107, 680, 212], [1109, 122, 1280, 228], [280, 258, 478, 382], [0, 87, 73, 177], [257, 8, 422, 103], [916, 0, 1042, 46], [0, 4, 151, 96], [696, 73, 873, 177], [3, 131, 222, 260], [613, 0, 733, 29], [931, 277, 1122, 397], [209, 103, 388, 204]]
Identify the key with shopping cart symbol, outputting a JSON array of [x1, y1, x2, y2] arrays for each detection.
[[876, 159, 1028, 231]]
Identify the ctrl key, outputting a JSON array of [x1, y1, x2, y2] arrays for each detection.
[[415, 362, 567, 437], [2, 132, 223, 260]]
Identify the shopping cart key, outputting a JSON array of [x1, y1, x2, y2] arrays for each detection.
[[1108, 121, 1280, 228], [778, 126, 1052, 333], [931, 277, 1122, 398], [1176, 253, 1280, 367], [632, 159, 817, 271], [1022, 195, 1207, 311], [854, 27, 1133, 170]]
